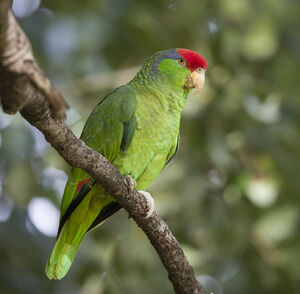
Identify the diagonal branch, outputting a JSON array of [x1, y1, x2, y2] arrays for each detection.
[[0, 2, 69, 119], [0, 4, 206, 294]]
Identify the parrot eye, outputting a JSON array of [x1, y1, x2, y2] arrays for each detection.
[[177, 58, 185, 65]]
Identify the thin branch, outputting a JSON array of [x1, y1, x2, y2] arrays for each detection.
[[0, 4, 206, 294]]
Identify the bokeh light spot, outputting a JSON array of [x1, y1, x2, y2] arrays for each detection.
[[12, 0, 41, 18], [27, 197, 59, 237]]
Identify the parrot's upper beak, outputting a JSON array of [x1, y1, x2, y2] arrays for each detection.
[[184, 68, 206, 93]]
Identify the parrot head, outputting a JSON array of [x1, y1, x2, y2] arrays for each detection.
[[138, 48, 207, 93]]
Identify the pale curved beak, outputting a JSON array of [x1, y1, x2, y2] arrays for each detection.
[[184, 68, 206, 93]]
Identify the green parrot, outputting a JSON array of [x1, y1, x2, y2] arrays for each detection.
[[45, 48, 207, 279]]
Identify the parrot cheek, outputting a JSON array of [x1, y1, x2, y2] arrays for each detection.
[[184, 68, 205, 93]]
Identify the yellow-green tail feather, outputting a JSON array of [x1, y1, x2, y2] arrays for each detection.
[[45, 185, 115, 279], [45, 228, 83, 279]]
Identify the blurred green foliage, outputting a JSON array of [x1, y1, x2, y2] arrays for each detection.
[[1, 0, 300, 293]]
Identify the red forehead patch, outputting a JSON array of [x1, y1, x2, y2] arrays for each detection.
[[177, 48, 207, 71]]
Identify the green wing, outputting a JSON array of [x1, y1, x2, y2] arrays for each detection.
[[165, 133, 180, 166], [60, 85, 137, 218]]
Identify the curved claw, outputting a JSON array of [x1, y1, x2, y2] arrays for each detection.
[[138, 190, 154, 218]]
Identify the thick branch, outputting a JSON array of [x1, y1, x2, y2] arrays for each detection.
[[0, 4, 206, 294], [0, 4, 68, 118]]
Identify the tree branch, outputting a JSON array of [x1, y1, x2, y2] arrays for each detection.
[[0, 4, 206, 294]]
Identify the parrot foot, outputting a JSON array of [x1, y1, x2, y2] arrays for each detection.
[[125, 175, 136, 192], [138, 190, 154, 218]]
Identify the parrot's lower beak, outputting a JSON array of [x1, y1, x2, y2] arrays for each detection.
[[184, 68, 206, 93]]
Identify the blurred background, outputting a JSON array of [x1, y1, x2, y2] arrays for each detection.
[[1, 0, 300, 293]]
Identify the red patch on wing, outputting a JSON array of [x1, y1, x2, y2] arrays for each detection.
[[76, 178, 91, 192], [177, 49, 207, 71]]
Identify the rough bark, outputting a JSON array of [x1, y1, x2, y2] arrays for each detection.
[[0, 4, 206, 294]]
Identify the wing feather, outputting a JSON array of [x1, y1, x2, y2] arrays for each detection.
[[59, 85, 137, 219]]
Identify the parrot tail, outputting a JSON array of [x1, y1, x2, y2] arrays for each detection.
[[45, 226, 83, 280], [45, 184, 98, 280], [45, 181, 121, 280]]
